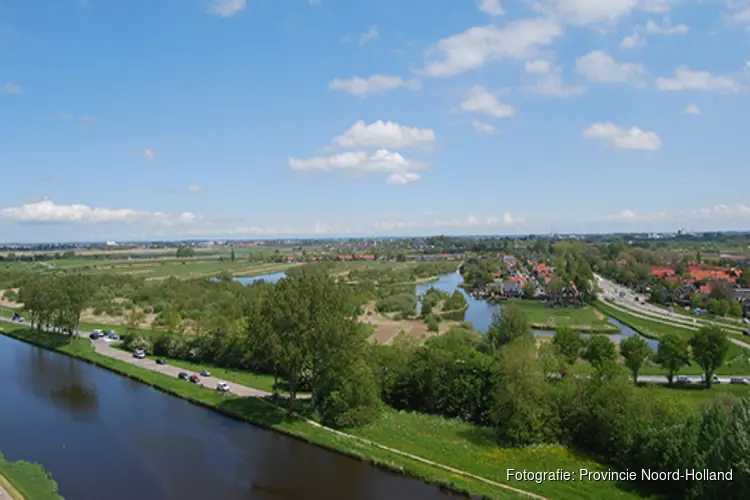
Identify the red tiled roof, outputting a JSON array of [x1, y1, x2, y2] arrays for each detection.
[[650, 266, 675, 277], [491, 272, 501, 278], [700, 285, 712, 295]]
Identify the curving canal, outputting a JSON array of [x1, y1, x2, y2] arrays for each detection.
[[415, 271, 659, 350], [0, 334, 460, 500]]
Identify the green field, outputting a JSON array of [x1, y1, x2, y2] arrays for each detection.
[[509, 300, 619, 333], [0, 450, 62, 500], [0, 325, 651, 500], [593, 300, 695, 340], [650, 303, 746, 332]]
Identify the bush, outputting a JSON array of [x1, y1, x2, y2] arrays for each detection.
[[376, 293, 417, 316], [425, 314, 441, 332]]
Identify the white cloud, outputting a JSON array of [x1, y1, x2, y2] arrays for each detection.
[[207, 0, 246, 17], [139, 148, 156, 161], [329, 75, 421, 96], [289, 149, 430, 184], [477, 0, 504, 15], [684, 104, 701, 115], [387, 172, 422, 185], [644, 18, 689, 35], [188, 184, 205, 192], [461, 85, 516, 118], [373, 212, 526, 232], [582, 122, 662, 151], [525, 59, 552, 74], [555, 0, 638, 26], [333, 120, 436, 150], [526, 65, 586, 97], [419, 17, 563, 77], [3, 82, 21, 94], [619, 33, 645, 50], [0, 200, 199, 225], [309, 0, 321, 5], [358, 26, 379, 46], [472, 120, 499, 135], [575, 51, 646, 86], [731, 8, 750, 24], [605, 204, 750, 223], [655, 66, 745, 93]]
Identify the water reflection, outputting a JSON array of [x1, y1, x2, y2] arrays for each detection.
[[234, 272, 286, 285], [415, 271, 658, 348], [0, 334, 456, 500], [21, 348, 99, 420]]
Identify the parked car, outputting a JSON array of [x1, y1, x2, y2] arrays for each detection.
[[133, 349, 146, 359], [200, 370, 211, 377], [189, 375, 201, 384], [11, 313, 23, 322], [89, 333, 100, 340], [675, 375, 690, 384], [216, 382, 230, 392], [743, 330, 750, 337], [155, 358, 166, 365], [701, 374, 721, 384], [731, 377, 750, 385], [178, 372, 189, 380]]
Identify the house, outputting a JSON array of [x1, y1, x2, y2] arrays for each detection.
[[501, 279, 524, 297], [733, 289, 750, 317], [553, 281, 581, 307]]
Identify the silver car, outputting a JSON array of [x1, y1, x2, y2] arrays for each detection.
[[730, 377, 750, 385]]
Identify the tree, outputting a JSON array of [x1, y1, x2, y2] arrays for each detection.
[[654, 332, 690, 384], [620, 336, 652, 383], [492, 336, 559, 445], [583, 335, 617, 372], [523, 281, 536, 299], [552, 326, 583, 367], [485, 304, 531, 355], [124, 308, 146, 333], [176, 246, 195, 258], [691, 292, 703, 309], [729, 300, 744, 318], [689, 326, 730, 388], [716, 299, 730, 317], [230, 248, 236, 262]]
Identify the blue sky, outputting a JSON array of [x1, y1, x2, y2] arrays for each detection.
[[0, 0, 748, 242]]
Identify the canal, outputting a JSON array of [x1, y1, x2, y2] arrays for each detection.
[[0, 334, 459, 500], [415, 271, 659, 350], [236, 270, 658, 349]]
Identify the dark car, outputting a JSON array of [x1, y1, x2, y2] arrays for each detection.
[[178, 372, 189, 380], [189, 375, 201, 384], [743, 330, 750, 337], [89, 333, 99, 340], [156, 358, 166, 365]]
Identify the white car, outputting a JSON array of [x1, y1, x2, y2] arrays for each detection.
[[216, 382, 230, 392], [133, 349, 146, 359]]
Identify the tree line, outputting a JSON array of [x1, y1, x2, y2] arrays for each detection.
[[10, 266, 749, 498]]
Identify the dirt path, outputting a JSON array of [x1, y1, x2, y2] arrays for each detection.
[[0, 474, 21, 500]]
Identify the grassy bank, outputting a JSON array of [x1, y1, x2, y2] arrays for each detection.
[[0, 325, 649, 500], [0, 451, 62, 500], [592, 300, 693, 340], [508, 300, 620, 334]]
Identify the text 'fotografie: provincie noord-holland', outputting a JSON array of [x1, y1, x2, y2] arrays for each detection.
[[507, 468, 733, 484]]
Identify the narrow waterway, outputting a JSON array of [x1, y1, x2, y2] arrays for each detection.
[[415, 271, 659, 349], [0, 334, 460, 500]]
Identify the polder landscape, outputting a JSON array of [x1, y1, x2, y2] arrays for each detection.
[[2, 234, 750, 500]]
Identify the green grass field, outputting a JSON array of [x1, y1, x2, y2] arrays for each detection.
[[593, 300, 695, 340], [0, 324, 652, 500], [0, 450, 62, 500], [650, 303, 746, 332], [509, 300, 619, 333]]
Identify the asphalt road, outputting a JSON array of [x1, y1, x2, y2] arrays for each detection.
[[0, 316, 272, 398], [595, 274, 750, 351]]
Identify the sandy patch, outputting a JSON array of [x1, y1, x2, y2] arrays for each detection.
[[360, 301, 452, 344], [0, 289, 22, 309], [81, 307, 157, 329]]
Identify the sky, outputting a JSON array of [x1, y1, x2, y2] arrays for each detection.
[[0, 0, 748, 243]]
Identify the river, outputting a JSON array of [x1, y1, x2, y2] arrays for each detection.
[[0, 334, 459, 500]]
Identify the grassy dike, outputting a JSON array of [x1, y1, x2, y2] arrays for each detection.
[[0, 324, 649, 500], [0, 451, 62, 500]]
